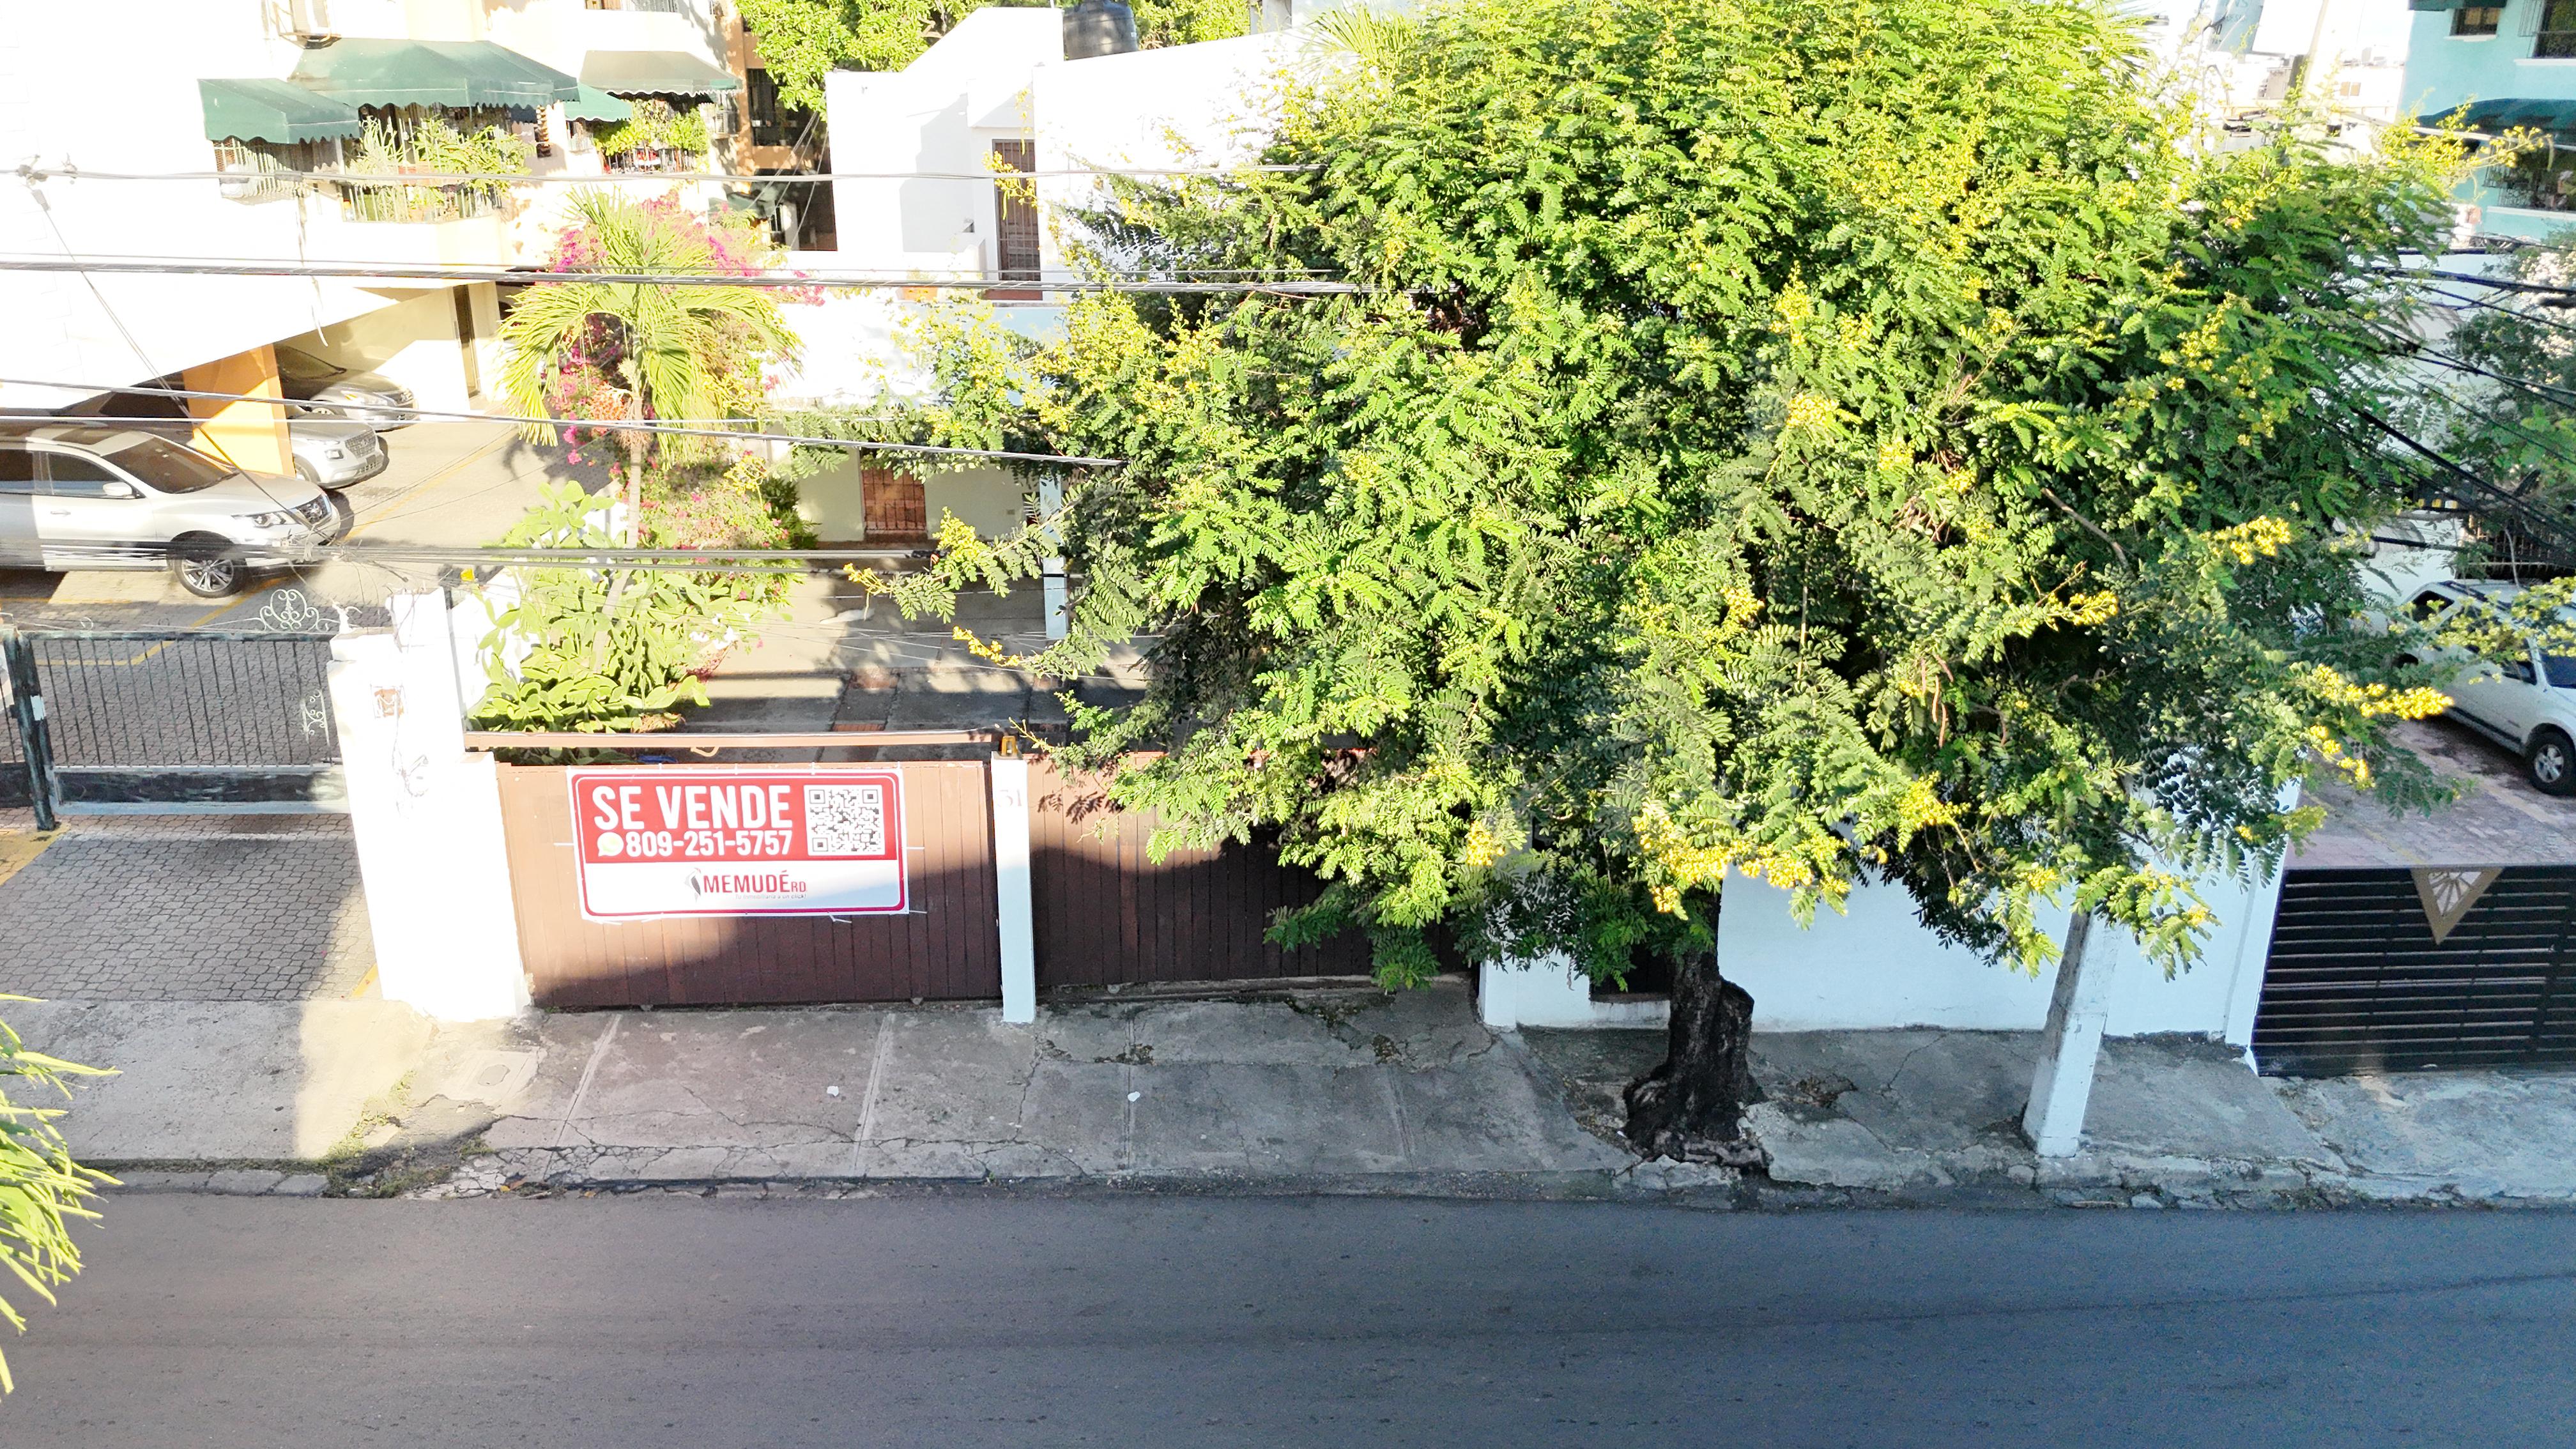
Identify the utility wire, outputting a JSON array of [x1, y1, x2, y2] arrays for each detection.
[[0, 375, 1123, 466], [13, 162, 1321, 186], [0, 253, 1370, 294]]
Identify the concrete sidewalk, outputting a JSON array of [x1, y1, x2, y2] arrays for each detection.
[[24, 977, 2576, 1207]]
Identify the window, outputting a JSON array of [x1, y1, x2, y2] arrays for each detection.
[[2546, 652, 2576, 688], [40, 453, 131, 498], [2540, 0, 2576, 56], [0, 447, 34, 494], [747, 69, 811, 148], [2455, 4, 2504, 35], [2409, 589, 2457, 622], [95, 436, 234, 494]]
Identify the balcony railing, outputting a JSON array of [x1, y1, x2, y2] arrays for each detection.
[[337, 182, 511, 224]]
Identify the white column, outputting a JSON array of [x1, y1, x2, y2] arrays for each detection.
[[2021, 911, 2111, 1156], [1038, 475, 1069, 641], [990, 756, 1037, 1023], [330, 591, 529, 1021]]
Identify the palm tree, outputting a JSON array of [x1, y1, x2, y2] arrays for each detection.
[[498, 192, 801, 547]]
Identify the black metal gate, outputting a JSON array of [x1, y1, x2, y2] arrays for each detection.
[[2252, 866, 2576, 1075], [0, 627, 345, 820]]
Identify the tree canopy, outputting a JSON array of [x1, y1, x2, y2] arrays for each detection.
[[871, 0, 2476, 1001], [738, 0, 1246, 111]]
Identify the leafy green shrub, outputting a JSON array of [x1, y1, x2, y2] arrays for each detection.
[[467, 478, 796, 733]]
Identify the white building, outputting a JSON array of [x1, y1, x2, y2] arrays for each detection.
[[780, 10, 1305, 546], [0, 0, 743, 470]]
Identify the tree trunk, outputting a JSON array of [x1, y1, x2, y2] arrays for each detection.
[[1623, 945, 1763, 1165], [590, 402, 648, 673]]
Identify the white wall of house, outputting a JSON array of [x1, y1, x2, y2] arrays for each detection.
[[825, 9, 1064, 284], [0, 0, 733, 414], [1029, 33, 1305, 280], [1717, 866, 2283, 1043]]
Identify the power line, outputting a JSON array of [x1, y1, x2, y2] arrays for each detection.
[[0, 253, 1370, 294], [0, 376, 1123, 466], [13, 162, 1321, 186]]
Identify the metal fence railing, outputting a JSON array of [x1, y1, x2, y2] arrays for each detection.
[[25, 631, 341, 769]]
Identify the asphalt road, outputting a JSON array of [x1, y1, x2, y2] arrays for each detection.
[[3, 1195, 2570, 1447]]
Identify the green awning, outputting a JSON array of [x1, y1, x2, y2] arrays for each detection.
[[199, 78, 364, 143], [2460, 98, 2576, 133], [564, 84, 634, 123], [288, 39, 579, 109], [2410, 0, 2463, 11], [581, 50, 742, 97]]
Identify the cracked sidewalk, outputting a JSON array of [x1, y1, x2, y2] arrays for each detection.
[[43, 976, 2576, 1207], [343, 978, 1630, 1195]]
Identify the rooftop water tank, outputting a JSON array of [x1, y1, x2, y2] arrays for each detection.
[[1062, 0, 1140, 59]]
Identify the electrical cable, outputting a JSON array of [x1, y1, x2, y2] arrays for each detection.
[[0, 254, 1372, 294], [0, 376, 1124, 466], [12, 162, 1322, 186]]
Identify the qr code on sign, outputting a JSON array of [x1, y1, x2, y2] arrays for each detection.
[[804, 783, 887, 856]]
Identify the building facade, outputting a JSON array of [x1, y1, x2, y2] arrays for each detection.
[[0, 0, 749, 460]]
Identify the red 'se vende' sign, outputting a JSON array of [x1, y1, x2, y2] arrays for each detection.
[[567, 768, 907, 920]]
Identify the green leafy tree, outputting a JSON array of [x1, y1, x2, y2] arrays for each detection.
[[489, 195, 806, 731], [1, 1002, 112, 1395], [737, 0, 1245, 111], [468, 479, 800, 733], [868, 0, 2481, 1152], [499, 192, 802, 547]]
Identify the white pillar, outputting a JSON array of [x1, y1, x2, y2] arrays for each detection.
[[2021, 911, 2111, 1156], [330, 591, 529, 1021], [990, 756, 1037, 1023], [1038, 475, 1068, 641]]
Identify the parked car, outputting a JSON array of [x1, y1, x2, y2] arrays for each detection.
[[287, 413, 388, 489], [65, 381, 388, 490], [0, 424, 342, 598], [2395, 579, 2576, 796], [275, 346, 416, 429]]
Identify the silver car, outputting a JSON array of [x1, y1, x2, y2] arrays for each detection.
[[288, 414, 388, 489], [0, 425, 341, 597]]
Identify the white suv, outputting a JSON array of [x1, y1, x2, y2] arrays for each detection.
[[0, 424, 341, 597], [2398, 579, 2576, 797]]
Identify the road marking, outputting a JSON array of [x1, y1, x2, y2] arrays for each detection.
[[0, 827, 62, 891]]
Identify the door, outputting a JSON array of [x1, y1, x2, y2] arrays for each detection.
[[860, 466, 926, 540], [36, 451, 161, 569], [0, 447, 38, 567], [990, 139, 1040, 302]]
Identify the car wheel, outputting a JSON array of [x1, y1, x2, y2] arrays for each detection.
[[170, 537, 247, 599], [295, 458, 321, 486], [2529, 730, 2576, 798]]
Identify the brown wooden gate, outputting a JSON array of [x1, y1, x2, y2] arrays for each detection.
[[496, 762, 1001, 1008], [1027, 759, 1370, 986]]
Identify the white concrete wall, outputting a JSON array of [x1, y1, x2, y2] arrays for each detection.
[[1717, 865, 2286, 1044], [328, 591, 530, 1021], [2360, 510, 2467, 604], [1029, 33, 1304, 280], [824, 9, 1064, 280], [792, 456, 1025, 542]]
